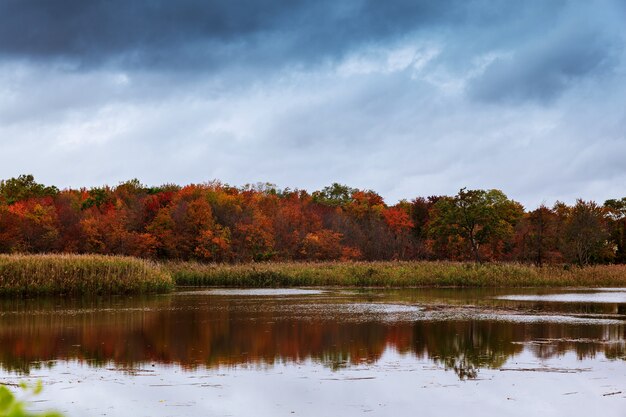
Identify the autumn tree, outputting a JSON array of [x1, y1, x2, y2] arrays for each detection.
[[410, 196, 440, 259], [562, 200, 612, 265], [5, 198, 60, 252], [342, 190, 392, 260], [514, 205, 560, 266], [382, 203, 414, 259], [147, 186, 231, 261], [234, 214, 275, 261], [300, 229, 344, 260], [1, 175, 625, 266], [0, 204, 23, 252], [53, 191, 84, 252], [270, 191, 322, 260], [604, 198, 626, 263]]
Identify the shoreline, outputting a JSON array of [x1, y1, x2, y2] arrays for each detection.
[[166, 260, 626, 289], [2, 254, 626, 296]]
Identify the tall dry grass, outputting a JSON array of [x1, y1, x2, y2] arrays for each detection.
[[0, 254, 173, 295], [167, 260, 626, 288], [2, 255, 625, 295]]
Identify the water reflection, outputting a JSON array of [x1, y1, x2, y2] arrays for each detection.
[[0, 290, 624, 379]]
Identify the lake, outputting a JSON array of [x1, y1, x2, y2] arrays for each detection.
[[0, 287, 625, 416]]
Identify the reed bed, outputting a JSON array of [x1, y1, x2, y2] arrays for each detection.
[[0, 254, 173, 295], [167, 261, 626, 288], [2, 256, 625, 296]]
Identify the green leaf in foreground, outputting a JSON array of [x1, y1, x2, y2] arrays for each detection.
[[0, 383, 63, 417]]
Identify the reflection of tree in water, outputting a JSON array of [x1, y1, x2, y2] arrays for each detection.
[[408, 321, 520, 379], [530, 323, 625, 361], [0, 296, 623, 379], [443, 356, 477, 380]]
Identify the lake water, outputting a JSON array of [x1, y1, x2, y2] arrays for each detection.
[[0, 287, 624, 416]]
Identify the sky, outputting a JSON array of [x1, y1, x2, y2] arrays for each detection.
[[0, 0, 625, 208]]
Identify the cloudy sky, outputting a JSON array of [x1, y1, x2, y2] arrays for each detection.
[[0, 0, 625, 208]]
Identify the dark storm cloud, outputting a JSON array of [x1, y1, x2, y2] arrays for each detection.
[[2, 0, 620, 102], [468, 24, 621, 103], [0, 0, 572, 71], [0, 0, 463, 67], [1, 0, 625, 207]]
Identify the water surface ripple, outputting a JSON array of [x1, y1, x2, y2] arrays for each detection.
[[0, 287, 624, 417]]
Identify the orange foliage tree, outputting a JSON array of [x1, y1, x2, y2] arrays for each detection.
[[0, 175, 624, 265]]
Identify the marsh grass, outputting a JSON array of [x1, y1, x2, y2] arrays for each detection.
[[167, 261, 626, 288], [0, 254, 173, 295], [1, 255, 625, 295]]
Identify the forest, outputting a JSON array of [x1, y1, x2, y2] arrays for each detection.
[[0, 175, 624, 266]]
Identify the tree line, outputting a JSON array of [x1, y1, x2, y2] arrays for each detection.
[[1, 175, 624, 265]]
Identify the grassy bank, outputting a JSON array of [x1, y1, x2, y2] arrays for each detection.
[[0, 254, 173, 295], [1, 256, 625, 295], [167, 261, 626, 288]]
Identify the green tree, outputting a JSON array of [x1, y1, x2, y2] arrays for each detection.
[[312, 183, 356, 207], [0, 175, 58, 205], [429, 188, 523, 262]]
